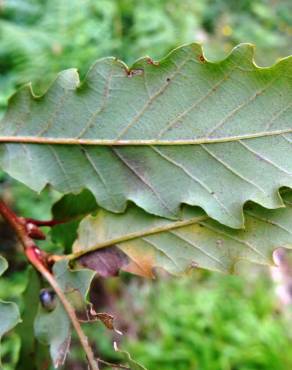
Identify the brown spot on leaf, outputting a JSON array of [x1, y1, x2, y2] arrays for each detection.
[[190, 261, 199, 268], [94, 312, 115, 330], [120, 244, 156, 278], [79, 304, 117, 329], [216, 239, 224, 248], [198, 54, 206, 63], [127, 68, 144, 77], [76, 302, 123, 336], [54, 334, 71, 368], [77, 246, 129, 277], [146, 57, 159, 66], [123, 260, 154, 278]]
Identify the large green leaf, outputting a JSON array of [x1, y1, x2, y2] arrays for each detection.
[[0, 44, 291, 227], [0, 256, 21, 363], [71, 190, 292, 277], [51, 190, 98, 251]]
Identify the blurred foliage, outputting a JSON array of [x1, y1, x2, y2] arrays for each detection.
[[0, 177, 59, 219], [121, 272, 292, 370], [50, 271, 292, 370], [0, 0, 291, 111], [1, 333, 21, 370], [0, 0, 292, 368]]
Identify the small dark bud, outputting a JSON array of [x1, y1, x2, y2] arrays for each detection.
[[39, 288, 57, 311], [26, 223, 46, 240]]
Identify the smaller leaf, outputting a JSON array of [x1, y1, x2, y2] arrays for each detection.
[[53, 260, 95, 300], [51, 190, 98, 252], [73, 192, 292, 276], [78, 304, 123, 336], [34, 300, 71, 368], [52, 190, 97, 220], [34, 260, 95, 367], [0, 256, 21, 364], [114, 342, 147, 370], [94, 312, 115, 331], [51, 220, 80, 253]]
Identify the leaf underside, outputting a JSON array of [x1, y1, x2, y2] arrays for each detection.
[[0, 43, 291, 227], [72, 190, 292, 277], [0, 43, 291, 370]]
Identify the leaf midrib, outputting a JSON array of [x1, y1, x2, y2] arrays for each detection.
[[68, 214, 209, 260], [0, 129, 291, 145]]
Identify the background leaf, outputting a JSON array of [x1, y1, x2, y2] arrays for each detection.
[[51, 190, 98, 252], [34, 260, 95, 367], [0, 256, 21, 364], [34, 300, 70, 368], [72, 190, 292, 276], [16, 268, 49, 370], [114, 344, 147, 370]]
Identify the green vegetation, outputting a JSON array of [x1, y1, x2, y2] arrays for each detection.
[[0, 0, 291, 109], [0, 0, 292, 369], [123, 273, 292, 370]]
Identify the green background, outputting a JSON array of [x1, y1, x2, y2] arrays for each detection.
[[0, 0, 292, 369]]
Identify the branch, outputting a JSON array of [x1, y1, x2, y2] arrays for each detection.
[[0, 200, 99, 370], [35, 260, 99, 370], [24, 218, 67, 227]]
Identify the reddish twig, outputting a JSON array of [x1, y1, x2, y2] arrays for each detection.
[[24, 218, 67, 227], [0, 200, 99, 370], [0, 201, 35, 249]]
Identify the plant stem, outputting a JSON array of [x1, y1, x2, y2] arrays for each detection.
[[0, 201, 35, 249], [35, 259, 99, 370], [25, 218, 67, 227], [0, 200, 99, 370]]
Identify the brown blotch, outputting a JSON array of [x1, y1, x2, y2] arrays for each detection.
[[77, 246, 129, 277], [121, 245, 156, 278], [124, 259, 154, 279], [146, 57, 160, 66], [198, 54, 206, 63], [127, 68, 144, 77], [190, 261, 199, 268], [216, 239, 224, 248]]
